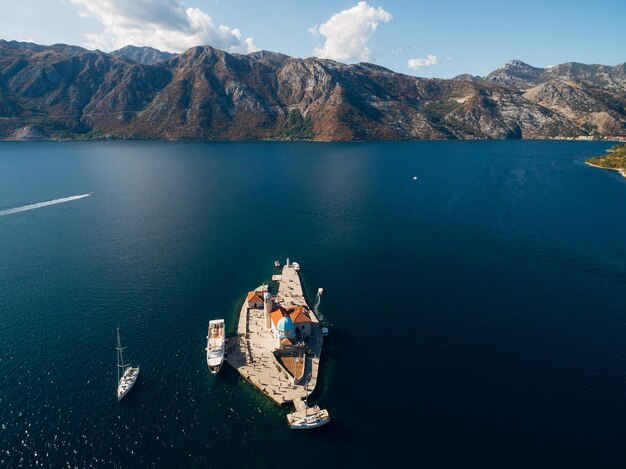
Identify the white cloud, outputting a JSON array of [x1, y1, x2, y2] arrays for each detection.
[[84, 33, 108, 51], [71, 0, 258, 53], [311, 2, 392, 62], [407, 54, 439, 69]]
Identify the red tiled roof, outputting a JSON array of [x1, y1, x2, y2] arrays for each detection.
[[247, 291, 263, 303], [289, 305, 312, 324], [270, 305, 288, 327]]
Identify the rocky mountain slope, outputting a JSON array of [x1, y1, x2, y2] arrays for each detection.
[[0, 40, 624, 140], [484, 59, 626, 92], [111, 45, 175, 64]]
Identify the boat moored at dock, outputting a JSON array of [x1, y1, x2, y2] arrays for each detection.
[[206, 319, 226, 374], [287, 406, 330, 429], [287, 391, 330, 430]]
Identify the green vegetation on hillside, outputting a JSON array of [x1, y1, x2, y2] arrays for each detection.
[[586, 144, 626, 170], [282, 109, 313, 139], [422, 100, 462, 120]]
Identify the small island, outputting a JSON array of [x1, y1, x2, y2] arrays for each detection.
[[586, 144, 626, 178], [226, 260, 330, 429]]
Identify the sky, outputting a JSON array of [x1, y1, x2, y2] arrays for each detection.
[[0, 0, 624, 78]]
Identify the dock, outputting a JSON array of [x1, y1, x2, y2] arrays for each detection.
[[226, 263, 328, 424]]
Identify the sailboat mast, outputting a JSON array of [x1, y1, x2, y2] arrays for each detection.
[[116, 327, 121, 383], [116, 327, 126, 383]]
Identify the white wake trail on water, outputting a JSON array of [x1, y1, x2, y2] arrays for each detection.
[[0, 193, 92, 216]]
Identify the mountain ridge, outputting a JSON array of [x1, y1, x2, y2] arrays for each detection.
[[111, 45, 175, 64], [0, 40, 624, 141]]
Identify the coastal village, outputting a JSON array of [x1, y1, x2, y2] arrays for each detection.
[[224, 260, 329, 428]]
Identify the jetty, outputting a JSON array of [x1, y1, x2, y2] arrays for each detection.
[[226, 261, 328, 426]]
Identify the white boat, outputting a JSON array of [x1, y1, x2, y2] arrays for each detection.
[[288, 385, 330, 430], [288, 404, 330, 430], [274, 260, 281, 267], [292, 262, 300, 272], [317, 287, 323, 296], [116, 327, 139, 401], [206, 319, 225, 374]]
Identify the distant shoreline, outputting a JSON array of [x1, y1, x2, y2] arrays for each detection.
[[1, 136, 626, 144], [585, 161, 626, 179]]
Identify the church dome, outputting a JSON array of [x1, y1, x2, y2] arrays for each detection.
[[277, 316, 295, 337]]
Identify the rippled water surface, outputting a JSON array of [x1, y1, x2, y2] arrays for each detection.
[[1, 140, 626, 467]]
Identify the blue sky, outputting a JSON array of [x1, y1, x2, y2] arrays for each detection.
[[0, 0, 624, 78]]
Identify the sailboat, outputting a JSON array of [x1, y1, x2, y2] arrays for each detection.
[[287, 387, 330, 430], [116, 327, 139, 401]]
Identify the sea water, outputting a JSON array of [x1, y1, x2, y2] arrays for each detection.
[[0, 140, 625, 467]]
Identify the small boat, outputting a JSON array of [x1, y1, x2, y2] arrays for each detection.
[[274, 260, 281, 268], [116, 327, 139, 401], [322, 327, 329, 337], [292, 262, 300, 272], [317, 288, 323, 296], [288, 406, 331, 429], [413, 176, 418, 180], [206, 319, 225, 374], [288, 391, 330, 429]]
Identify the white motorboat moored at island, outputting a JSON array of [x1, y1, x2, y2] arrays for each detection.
[[287, 392, 330, 430], [206, 319, 225, 374], [288, 406, 331, 429], [317, 287, 323, 296], [274, 260, 281, 267], [292, 262, 300, 271], [116, 327, 139, 401]]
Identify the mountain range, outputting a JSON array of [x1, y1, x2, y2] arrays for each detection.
[[0, 40, 624, 141]]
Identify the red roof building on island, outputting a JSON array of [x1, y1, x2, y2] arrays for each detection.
[[270, 305, 288, 328], [288, 305, 312, 324], [247, 291, 263, 303], [247, 290, 264, 309]]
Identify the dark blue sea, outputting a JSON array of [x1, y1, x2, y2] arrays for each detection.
[[1, 140, 625, 468]]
